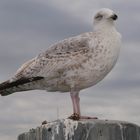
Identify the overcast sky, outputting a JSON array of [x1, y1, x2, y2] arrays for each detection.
[[0, 0, 140, 140]]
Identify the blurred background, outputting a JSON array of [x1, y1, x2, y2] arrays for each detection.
[[0, 0, 140, 139]]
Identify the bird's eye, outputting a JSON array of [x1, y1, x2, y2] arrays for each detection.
[[95, 14, 103, 20]]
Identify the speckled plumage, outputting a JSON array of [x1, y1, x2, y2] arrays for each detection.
[[0, 8, 122, 119], [6, 30, 119, 93]]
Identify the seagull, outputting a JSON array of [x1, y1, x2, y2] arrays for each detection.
[[0, 8, 121, 120]]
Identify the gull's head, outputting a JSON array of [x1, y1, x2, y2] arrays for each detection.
[[93, 8, 118, 30]]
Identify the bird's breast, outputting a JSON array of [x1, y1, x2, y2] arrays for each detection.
[[44, 32, 121, 92], [65, 36, 121, 90]]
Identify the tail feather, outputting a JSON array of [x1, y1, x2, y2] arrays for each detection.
[[0, 77, 44, 96]]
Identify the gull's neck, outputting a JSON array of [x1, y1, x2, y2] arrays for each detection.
[[93, 21, 116, 33]]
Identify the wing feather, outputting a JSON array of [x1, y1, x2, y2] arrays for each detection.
[[14, 32, 95, 79]]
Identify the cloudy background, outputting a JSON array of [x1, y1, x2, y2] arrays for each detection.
[[0, 0, 140, 139]]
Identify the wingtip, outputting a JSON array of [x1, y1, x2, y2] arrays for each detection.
[[0, 91, 2, 95], [0, 90, 3, 96], [0, 90, 11, 96]]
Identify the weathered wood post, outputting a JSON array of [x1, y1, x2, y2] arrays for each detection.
[[18, 119, 140, 140]]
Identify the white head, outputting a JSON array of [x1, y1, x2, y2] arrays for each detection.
[[93, 8, 118, 30]]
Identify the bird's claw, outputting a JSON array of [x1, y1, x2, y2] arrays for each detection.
[[68, 113, 98, 120], [80, 116, 98, 119], [68, 113, 80, 120], [42, 120, 48, 125]]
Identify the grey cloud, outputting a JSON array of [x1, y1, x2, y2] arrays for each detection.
[[0, 0, 90, 39]]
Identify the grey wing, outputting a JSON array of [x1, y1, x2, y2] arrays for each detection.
[[14, 32, 94, 80]]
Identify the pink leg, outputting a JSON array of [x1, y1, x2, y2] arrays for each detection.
[[70, 91, 81, 116], [68, 91, 81, 120], [69, 91, 98, 120]]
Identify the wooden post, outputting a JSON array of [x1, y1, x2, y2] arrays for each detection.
[[18, 119, 140, 140]]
